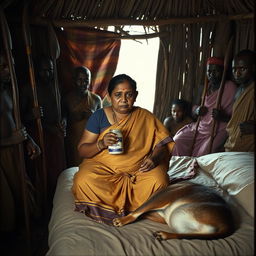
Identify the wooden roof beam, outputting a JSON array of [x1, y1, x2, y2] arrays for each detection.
[[31, 13, 254, 28]]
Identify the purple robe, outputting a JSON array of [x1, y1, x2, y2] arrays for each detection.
[[172, 81, 237, 157]]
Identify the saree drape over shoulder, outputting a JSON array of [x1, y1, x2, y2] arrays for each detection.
[[72, 107, 174, 224], [225, 82, 255, 152]]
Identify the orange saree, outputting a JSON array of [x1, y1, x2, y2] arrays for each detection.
[[72, 107, 174, 224]]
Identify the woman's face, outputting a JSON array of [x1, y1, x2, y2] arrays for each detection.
[[171, 104, 184, 122], [110, 81, 138, 114]]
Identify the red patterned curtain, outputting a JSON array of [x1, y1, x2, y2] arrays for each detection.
[[56, 27, 121, 98]]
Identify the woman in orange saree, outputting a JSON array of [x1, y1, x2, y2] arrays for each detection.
[[72, 74, 174, 224]]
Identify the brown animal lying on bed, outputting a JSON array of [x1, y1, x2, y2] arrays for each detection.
[[113, 181, 235, 240]]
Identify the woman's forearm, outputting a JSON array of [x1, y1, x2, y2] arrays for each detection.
[[78, 139, 106, 158], [150, 145, 167, 165]]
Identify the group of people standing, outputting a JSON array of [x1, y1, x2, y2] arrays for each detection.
[[164, 50, 255, 156], [0, 47, 255, 235], [0, 53, 102, 236]]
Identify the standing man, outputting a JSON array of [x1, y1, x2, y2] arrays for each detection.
[[20, 56, 66, 203], [63, 66, 102, 167], [172, 57, 237, 157], [0, 52, 40, 234], [224, 50, 255, 152]]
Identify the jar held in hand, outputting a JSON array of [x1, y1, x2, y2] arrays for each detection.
[[108, 129, 123, 154]]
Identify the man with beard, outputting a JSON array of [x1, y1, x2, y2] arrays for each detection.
[[63, 66, 102, 167], [0, 52, 40, 234], [20, 56, 66, 203], [172, 57, 237, 156], [224, 50, 255, 152]]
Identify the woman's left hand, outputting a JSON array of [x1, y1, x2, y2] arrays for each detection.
[[138, 145, 167, 172], [139, 157, 156, 172]]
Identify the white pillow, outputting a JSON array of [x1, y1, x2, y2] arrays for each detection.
[[196, 152, 254, 195], [168, 156, 223, 195], [168, 152, 254, 217], [197, 152, 254, 217]]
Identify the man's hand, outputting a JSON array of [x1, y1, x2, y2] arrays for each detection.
[[26, 137, 41, 160], [195, 106, 208, 116], [212, 108, 230, 122], [212, 108, 221, 120], [32, 106, 44, 119]]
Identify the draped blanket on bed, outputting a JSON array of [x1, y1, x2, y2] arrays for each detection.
[[47, 152, 254, 256]]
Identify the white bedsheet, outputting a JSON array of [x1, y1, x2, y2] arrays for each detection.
[[47, 152, 254, 256]]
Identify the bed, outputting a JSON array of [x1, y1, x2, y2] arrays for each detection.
[[46, 152, 254, 256]]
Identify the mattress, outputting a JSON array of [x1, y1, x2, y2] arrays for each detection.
[[47, 152, 254, 256]]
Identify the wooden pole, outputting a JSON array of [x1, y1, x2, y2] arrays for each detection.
[[0, 6, 31, 255], [30, 13, 254, 28], [22, 3, 48, 215], [47, 21, 62, 123], [208, 37, 234, 153], [189, 74, 209, 156], [189, 44, 212, 156]]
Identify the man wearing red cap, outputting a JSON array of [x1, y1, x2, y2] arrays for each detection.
[[172, 56, 237, 156]]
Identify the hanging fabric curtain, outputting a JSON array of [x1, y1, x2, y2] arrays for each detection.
[[56, 26, 121, 98]]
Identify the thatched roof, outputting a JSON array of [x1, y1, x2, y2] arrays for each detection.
[[31, 0, 254, 20], [3, 0, 254, 30], [2, 0, 255, 120]]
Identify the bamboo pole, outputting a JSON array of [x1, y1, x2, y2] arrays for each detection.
[[47, 22, 62, 123], [189, 74, 209, 156], [0, 6, 31, 255], [208, 37, 234, 153], [22, 3, 48, 215], [30, 12, 254, 28], [189, 43, 213, 156]]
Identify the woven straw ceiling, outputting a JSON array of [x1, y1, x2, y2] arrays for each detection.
[[30, 0, 253, 21]]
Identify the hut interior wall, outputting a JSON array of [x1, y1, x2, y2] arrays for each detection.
[[2, 0, 255, 120]]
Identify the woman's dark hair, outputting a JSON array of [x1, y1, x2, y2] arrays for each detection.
[[171, 99, 192, 116], [108, 74, 137, 95]]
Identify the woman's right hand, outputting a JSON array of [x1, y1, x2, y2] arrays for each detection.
[[101, 131, 118, 148]]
